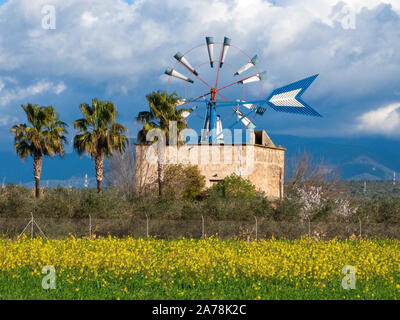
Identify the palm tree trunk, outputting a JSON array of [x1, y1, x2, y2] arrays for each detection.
[[95, 152, 105, 193], [33, 153, 42, 198]]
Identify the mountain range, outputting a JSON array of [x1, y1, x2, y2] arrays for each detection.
[[270, 134, 400, 180], [2, 134, 400, 187]]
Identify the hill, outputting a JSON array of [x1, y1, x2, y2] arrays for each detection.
[[2, 134, 400, 185]]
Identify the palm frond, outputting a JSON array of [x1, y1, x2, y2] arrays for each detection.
[[73, 99, 128, 159], [136, 91, 190, 145], [11, 104, 68, 161]]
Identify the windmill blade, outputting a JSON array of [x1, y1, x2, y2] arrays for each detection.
[[239, 101, 266, 116], [234, 101, 257, 129], [239, 71, 267, 84], [236, 100, 257, 110], [165, 68, 194, 83], [266, 74, 322, 117], [234, 55, 259, 76], [174, 52, 199, 76], [176, 98, 187, 107], [235, 109, 256, 129], [206, 37, 214, 68], [234, 100, 266, 117], [176, 99, 198, 119], [181, 106, 198, 119], [219, 37, 231, 68]]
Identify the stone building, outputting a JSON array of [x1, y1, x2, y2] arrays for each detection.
[[135, 130, 285, 199]]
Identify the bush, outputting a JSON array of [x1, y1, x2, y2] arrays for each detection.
[[1, 180, 400, 225], [162, 164, 205, 200], [0, 184, 35, 217], [207, 174, 256, 201], [357, 197, 400, 223], [271, 198, 302, 221], [198, 175, 265, 221]]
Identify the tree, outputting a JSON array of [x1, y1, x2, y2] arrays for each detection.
[[135, 90, 190, 196], [285, 151, 345, 199], [74, 98, 128, 193], [136, 90, 189, 144], [209, 174, 256, 201], [162, 164, 205, 200], [104, 142, 136, 197], [297, 185, 324, 235], [11, 104, 68, 198]]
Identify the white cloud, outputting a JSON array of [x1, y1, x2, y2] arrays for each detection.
[[81, 11, 98, 27], [0, 114, 18, 126], [0, 79, 66, 106], [357, 103, 400, 135], [0, 0, 398, 94], [54, 82, 66, 95], [0, 0, 399, 138]]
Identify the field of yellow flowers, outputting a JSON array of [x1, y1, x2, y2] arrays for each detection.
[[0, 236, 399, 299]]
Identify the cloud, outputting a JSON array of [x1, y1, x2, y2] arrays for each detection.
[[0, 79, 66, 106], [0, 0, 397, 89], [81, 11, 99, 27], [0, 114, 18, 127], [0, 0, 399, 140], [357, 103, 400, 135], [54, 83, 67, 95]]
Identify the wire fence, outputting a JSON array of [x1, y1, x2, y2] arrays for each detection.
[[1, 216, 400, 240]]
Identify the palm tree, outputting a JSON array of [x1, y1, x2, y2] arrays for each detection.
[[11, 104, 68, 198], [74, 98, 128, 193], [135, 90, 189, 196]]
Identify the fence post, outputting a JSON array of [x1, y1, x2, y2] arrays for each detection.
[[201, 215, 204, 239], [17, 212, 47, 240], [89, 214, 92, 239], [31, 212, 34, 239], [146, 214, 149, 238], [308, 218, 311, 237], [254, 216, 258, 241], [358, 218, 362, 238]]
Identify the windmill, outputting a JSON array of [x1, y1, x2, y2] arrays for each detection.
[[164, 36, 322, 144]]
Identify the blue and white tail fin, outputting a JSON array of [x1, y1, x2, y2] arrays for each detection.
[[266, 74, 321, 117]]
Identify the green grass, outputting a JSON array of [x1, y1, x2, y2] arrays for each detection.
[[0, 271, 398, 300]]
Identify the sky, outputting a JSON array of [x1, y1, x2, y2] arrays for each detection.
[[1, 0, 400, 153]]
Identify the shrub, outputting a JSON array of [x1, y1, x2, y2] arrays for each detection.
[[357, 197, 400, 223], [207, 174, 256, 201], [162, 164, 205, 200], [0, 184, 35, 217], [271, 198, 302, 221]]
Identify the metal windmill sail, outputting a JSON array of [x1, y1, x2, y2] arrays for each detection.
[[234, 55, 259, 76], [165, 68, 194, 83], [219, 37, 231, 68], [164, 36, 322, 144], [174, 52, 199, 76], [206, 37, 214, 68]]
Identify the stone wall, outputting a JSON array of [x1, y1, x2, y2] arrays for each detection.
[[135, 143, 285, 199]]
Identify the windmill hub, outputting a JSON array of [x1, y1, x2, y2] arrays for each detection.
[[210, 88, 217, 101]]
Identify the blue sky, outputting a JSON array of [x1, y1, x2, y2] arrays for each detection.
[[1, 0, 400, 153]]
